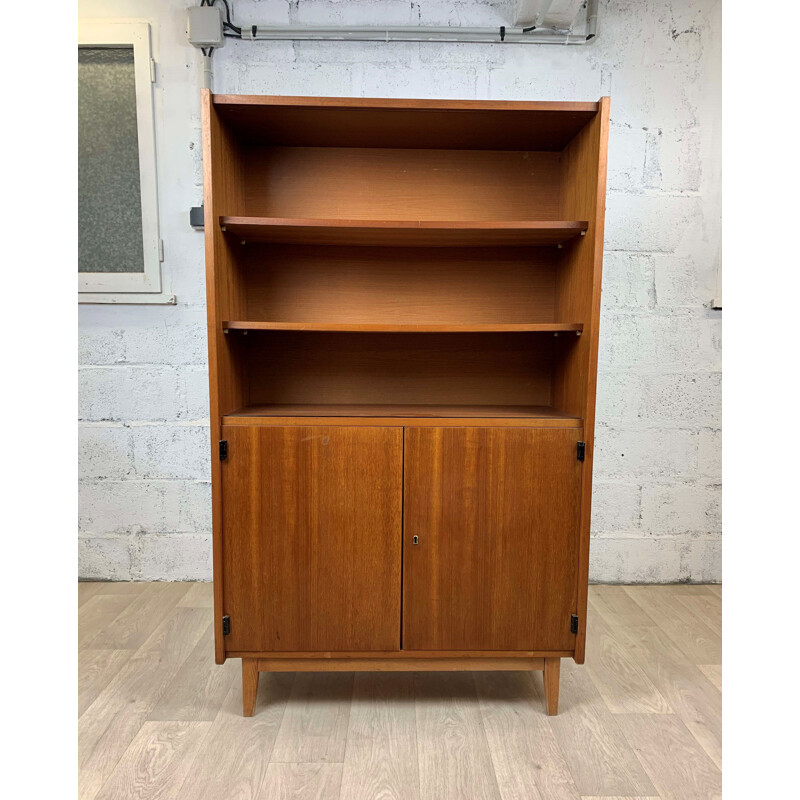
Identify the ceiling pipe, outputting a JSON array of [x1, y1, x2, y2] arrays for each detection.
[[234, 0, 598, 45]]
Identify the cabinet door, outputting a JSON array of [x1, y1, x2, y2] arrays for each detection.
[[403, 427, 582, 651], [221, 426, 403, 652]]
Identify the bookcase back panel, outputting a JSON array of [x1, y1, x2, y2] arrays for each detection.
[[236, 245, 557, 324], [215, 100, 598, 150], [242, 147, 562, 221], [240, 332, 558, 407]]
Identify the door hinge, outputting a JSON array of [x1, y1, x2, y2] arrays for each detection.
[[150, 58, 157, 83], [577, 441, 586, 461], [570, 614, 579, 634], [222, 615, 231, 636], [158, 239, 165, 262], [219, 440, 228, 460]]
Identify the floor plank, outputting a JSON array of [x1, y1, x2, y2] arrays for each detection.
[[589, 586, 656, 628], [547, 663, 656, 798], [585, 602, 672, 715], [258, 764, 343, 800], [271, 673, 353, 764], [603, 623, 722, 770], [625, 588, 721, 665], [179, 671, 295, 800], [697, 665, 722, 692], [76, 583, 722, 800], [79, 594, 141, 648], [177, 582, 214, 608], [79, 581, 106, 606], [674, 593, 722, 636], [83, 582, 192, 651], [79, 649, 136, 718], [340, 673, 420, 800], [79, 607, 210, 800], [476, 671, 579, 800], [415, 672, 502, 800], [94, 721, 211, 800], [617, 714, 722, 800], [148, 624, 237, 721]]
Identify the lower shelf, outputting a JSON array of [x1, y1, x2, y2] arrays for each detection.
[[223, 403, 582, 427]]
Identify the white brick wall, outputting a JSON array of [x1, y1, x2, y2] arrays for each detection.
[[78, 0, 721, 583]]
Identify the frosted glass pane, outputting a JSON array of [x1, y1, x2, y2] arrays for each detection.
[[78, 47, 144, 273]]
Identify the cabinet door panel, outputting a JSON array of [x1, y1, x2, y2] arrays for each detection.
[[403, 427, 582, 651], [222, 425, 403, 652]]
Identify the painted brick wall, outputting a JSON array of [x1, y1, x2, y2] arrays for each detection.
[[78, 0, 721, 582]]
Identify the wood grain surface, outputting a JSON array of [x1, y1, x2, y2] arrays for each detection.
[[221, 425, 403, 653], [403, 427, 582, 651], [79, 582, 722, 800]]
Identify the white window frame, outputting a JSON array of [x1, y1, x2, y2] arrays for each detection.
[[78, 20, 173, 304]]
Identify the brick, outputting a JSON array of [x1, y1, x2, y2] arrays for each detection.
[[589, 537, 683, 583], [78, 480, 184, 534], [78, 535, 133, 581], [180, 481, 213, 534], [594, 426, 697, 479], [79, 367, 184, 422], [294, 41, 417, 64], [132, 425, 212, 480], [608, 61, 699, 130], [599, 312, 713, 371], [641, 482, 720, 534], [79, 426, 133, 480], [679, 536, 722, 583], [78, 328, 125, 365], [605, 193, 702, 252], [134, 534, 213, 581], [237, 61, 355, 96], [653, 253, 705, 308], [182, 366, 210, 420], [487, 50, 603, 102], [122, 313, 208, 366], [360, 64, 477, 99], [644, 127, 702, 192], [606, 125, 646, 192], [600, 252, 655, 310], [595, 370, 644, 424], [293, 0, 414, 26], [641, 372, 721, 427], [697, 429, 721, 477], [591, 482, 641, 533]]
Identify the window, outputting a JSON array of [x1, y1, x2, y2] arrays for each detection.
[[78, 21, 172, 303]]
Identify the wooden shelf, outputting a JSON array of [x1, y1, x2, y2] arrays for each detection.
[[224, 403, 583, 428], [219, 217, 588, 247], [222, 321, 584, 333]]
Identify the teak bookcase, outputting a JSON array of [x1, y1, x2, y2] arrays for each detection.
[[202, 92, 610, 717]]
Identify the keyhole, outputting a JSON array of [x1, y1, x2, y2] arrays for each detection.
[[412, 535, 419, 545]]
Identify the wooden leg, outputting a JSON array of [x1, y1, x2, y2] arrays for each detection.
[[242, 658, 259, 717], [543, 657, 560, 716]]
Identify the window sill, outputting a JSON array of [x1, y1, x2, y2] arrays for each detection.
[[78, 292, 177, 305]]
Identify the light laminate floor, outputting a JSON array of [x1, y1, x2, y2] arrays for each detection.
[[79, 583, 722, 800]]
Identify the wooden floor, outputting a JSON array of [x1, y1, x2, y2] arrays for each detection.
[[79, 582, 722, 800]]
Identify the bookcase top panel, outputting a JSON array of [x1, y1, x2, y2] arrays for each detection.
[[212, 93, 601, 151]]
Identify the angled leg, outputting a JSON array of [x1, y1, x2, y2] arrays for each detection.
[[242, 658, 259, 717], [543, 657, 560, 716]]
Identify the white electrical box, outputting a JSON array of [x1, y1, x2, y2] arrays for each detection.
[[187, 6, 225, 49]]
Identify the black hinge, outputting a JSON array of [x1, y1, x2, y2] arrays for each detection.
[[219, 440, 228, 460], [577, 441, 586, 461], [222, 615, 231, 636], [570, 614, 579, 634]]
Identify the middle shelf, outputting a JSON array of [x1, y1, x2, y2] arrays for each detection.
[[222, 321, 584, 333], [219, 216, 589, 247]]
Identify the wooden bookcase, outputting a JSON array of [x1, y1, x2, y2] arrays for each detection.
[[202, 92, 610, 716]]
